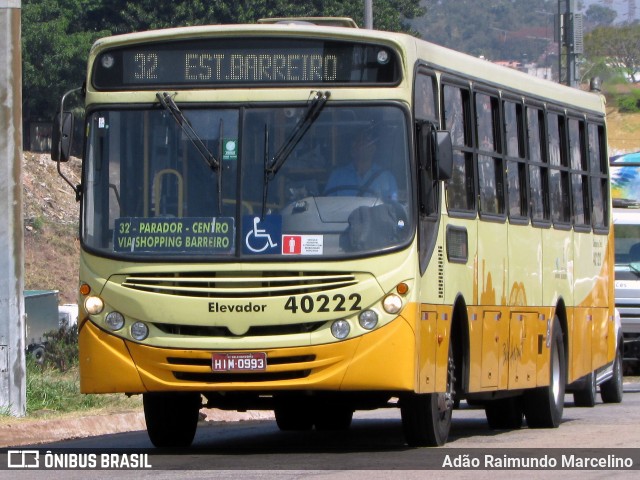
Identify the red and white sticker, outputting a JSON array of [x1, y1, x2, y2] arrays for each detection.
[[282, 235, 323, 255]]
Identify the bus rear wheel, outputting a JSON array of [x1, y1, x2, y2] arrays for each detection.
[[143, 392, 201, 448], [400, 342, 455, 446], [600, 345, 624, 404], [523, 317, 565, 428]]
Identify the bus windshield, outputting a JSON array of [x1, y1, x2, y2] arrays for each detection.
[[82, 103, 412, 259], [614, 224, 640, 267]]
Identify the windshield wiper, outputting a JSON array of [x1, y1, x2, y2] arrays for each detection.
[[156, 92, 220, 171], [261, 90, 330, 217], [265, 90, 330, 179]]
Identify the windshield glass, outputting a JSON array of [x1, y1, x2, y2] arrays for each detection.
[[611, 164, 640, 207], [83, 104, 412, 259], [614, 224, 640, 266]]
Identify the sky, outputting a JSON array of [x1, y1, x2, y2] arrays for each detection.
[[581, 0, 639, 22]]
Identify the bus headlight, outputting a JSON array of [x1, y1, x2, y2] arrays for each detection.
[[331, 319, 350, 339], [85, 296, 104, 315], [105, 311, 125, 331], [358, 310, 379, 330], [130, 322, 149, 341], [383, 294, 403, 314]]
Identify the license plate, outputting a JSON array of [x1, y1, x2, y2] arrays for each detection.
[[211, 352, 267, 372]]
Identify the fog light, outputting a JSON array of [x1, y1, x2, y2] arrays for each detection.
[[331, 320, 350, 339], [358, 310, 379, 330], [383, 294, 403, 314], [105, 311, 125, 331], [85, 296, 104, 315], [130, 322, 149, 341]]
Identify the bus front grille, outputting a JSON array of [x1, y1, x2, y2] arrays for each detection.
[[154, 321, 325, 337], [121, 271, 358, 298]]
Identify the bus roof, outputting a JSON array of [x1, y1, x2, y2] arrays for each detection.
[[257, 17, 359, 28], [89, 20, 605, 115]]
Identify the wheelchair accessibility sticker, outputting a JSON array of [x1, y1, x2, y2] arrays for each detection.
[[243, 215, 282, 254]]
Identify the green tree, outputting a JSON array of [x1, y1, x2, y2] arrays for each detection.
[[22, 0, 424, 123], [584, 4, 617, 28], [22, 0, 109, 120], [411, 0, 557, 61], [86, 0, 424, 33], [585, 25, 640, 83]]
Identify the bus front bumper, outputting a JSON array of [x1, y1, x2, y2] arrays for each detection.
[[79, 314, 418, 394]]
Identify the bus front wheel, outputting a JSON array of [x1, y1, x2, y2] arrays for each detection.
[[143, 392, 201, 448], [400, 342, 455, 446], [523, 317, 565, 428]]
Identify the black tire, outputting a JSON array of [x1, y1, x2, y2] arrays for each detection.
[[573, 370, 596, 407], [143, 392, 201, 448], [523, 316, 566, 428], [601, 345, 624, 404], [274, 397, 314, 431], [485, 397, 523, 429], [31, 345, 46, 364], [400, 341, 455, 446]]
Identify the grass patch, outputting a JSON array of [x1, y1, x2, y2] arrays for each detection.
[[25, 358, 141, 415], [0, 326, 142, 419]]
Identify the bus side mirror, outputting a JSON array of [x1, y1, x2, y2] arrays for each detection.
[[418, 125, 452, 181], [51, 112, 74, 162]]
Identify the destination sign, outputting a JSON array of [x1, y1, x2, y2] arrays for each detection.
[[92, 38, 399, 89], [113, 217, 235, 254]]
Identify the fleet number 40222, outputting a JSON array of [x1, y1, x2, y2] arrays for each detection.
[[284, 293, 362, 314]]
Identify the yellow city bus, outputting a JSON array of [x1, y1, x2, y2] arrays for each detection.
[[53, 17, 623, 448]]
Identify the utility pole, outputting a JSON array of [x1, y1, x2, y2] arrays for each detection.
[[557, 0, 583, 87], [0, 0, 26, 417], [364, 0, 373, 29]]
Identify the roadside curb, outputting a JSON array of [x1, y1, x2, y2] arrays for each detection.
[[0, 409, 274, 448]]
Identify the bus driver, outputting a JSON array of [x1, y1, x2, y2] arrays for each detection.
[[323, 129, 398, 202]]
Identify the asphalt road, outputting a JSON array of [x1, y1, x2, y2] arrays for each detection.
[[3, 380, 639, 479]]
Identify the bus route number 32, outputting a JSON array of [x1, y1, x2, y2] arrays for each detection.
[[284, 293, 362, 314]]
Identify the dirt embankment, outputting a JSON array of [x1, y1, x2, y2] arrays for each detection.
[[23, 152, 81, 304]]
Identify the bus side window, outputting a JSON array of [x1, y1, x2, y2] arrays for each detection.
[[547, 112, 571, 226], [588, 122, 608, 231], [526, 106, 549, 224], [504, 100, 528, 220], [415, 73, 437, 121], [475, 92, 504, 216], [569, 118, 590, 229], [443, 83, 475, 212]]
